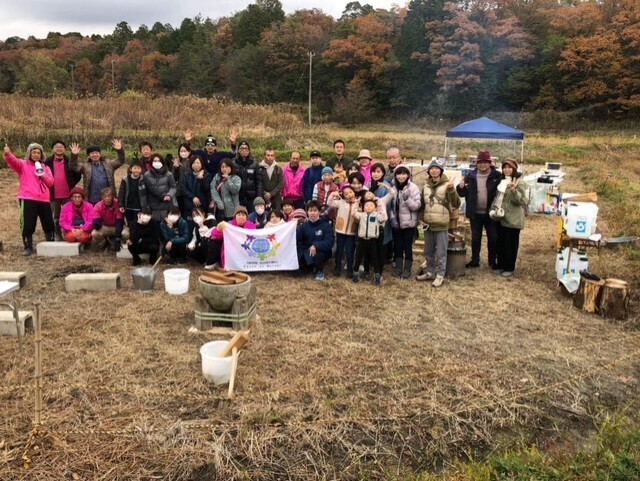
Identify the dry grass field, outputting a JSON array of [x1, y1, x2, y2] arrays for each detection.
[[1, 161, 639, 480], [0, 98, 639, 479]]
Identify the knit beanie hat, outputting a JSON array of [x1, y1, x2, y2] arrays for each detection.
[[322, 166, 333, 176], [292, 208, 307, 220], [69, 187, 85, 199], [26, 143, 44, 159], [253, 197, 266, 207], [427, 159, 444, 173], [233, 206, 249, 217]]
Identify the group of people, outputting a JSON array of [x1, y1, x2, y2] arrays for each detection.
[[3, 132, 528, 285]]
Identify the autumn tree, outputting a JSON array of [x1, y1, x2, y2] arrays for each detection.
[[74, 58, 97, 95], [323, 12, 400, 113], [419, 1, 534, 115], [394, 0, 446, 111], [260, 9, 335, 102], [557, 0, 640, 115]]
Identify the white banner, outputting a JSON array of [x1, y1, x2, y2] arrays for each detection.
[[223, 221, 299, 272]]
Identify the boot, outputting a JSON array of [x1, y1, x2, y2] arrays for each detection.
[[393, 257, 403, 277], [54, 219, 63, 241], [22, 236, 33, 256], [401, 260, 413, 279], [45, 231, 55, 242]]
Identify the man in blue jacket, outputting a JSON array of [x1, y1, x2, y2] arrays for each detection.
[[296, 200, 334, 280]]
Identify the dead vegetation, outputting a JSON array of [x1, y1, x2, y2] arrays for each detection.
[[1, 159, 639, 480]]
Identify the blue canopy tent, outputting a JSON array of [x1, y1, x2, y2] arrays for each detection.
[[444, 117, 525, 163]]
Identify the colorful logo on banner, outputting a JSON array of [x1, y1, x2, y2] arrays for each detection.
[[223, 221, 299, 271], [241, 233, 280, 260]]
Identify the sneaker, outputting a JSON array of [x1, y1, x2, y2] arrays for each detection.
[[501, 271, 514, 277], [352, 274, 360, 283], [361, 271, 370, 281], [491, 264, 502, 271], [314, 271, 326, 281], [22, 247, 33, 257], [204, 263, 217, 271], [465, 261, 479, 268], [374, 273, 382, 286], [431, 275, 444, 288], [416, 272, 435, 281]]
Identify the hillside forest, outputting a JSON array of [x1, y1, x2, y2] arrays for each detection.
[[2, 0, 640, 121]]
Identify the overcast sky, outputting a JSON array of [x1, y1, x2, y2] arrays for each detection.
[[1, 1, 403, 41]]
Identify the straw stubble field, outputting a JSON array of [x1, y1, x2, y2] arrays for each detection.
[[0, 165, 639, 480]]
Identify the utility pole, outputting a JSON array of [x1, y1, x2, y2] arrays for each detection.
[[69, 63, 76, 97], [307, 52, 315, 126], [111, 59, 116, 90]]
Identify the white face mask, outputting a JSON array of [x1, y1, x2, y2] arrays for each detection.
[[167, 215, 179, 223], [179, 152, 189, 159], [152, 161, 163, 170], [193, 216, 203, 224], [139, 214, 151, 224], [255, 206, 265, 215]]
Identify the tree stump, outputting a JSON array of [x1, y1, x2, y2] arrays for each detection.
[[599, 278, 630, 320], [573, 274, 605, 313]]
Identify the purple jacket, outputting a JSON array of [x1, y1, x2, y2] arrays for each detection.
[[4, 152, 54, 202], [60, 201, 95, 233]]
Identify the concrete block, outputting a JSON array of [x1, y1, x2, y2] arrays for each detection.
[[0, 310, 33, 337], [65, 273, 121, 292], [116, 249, 150, 261], [37, 242, 80, 257], [0, 272, 27, 288]]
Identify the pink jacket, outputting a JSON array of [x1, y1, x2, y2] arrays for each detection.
[[60, 201, 95, 232], [211, 219, 256, 268], [360, 163, 372, 187], [4, 152, 54, 202], [282, 164, 306, 201], [93, 199, 124, 226]]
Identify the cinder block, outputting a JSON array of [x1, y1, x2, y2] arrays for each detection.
[[37, 242, 80, 257], [65, 273, 121, 292], [0, 272, 27, 288], [0, 310, 33, 337], [116, 249, 150, 261]]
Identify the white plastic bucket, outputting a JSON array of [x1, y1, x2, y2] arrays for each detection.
[[564, 202, 598, 239], [163, 268, 190, 295], [200, 341, 232, 385]]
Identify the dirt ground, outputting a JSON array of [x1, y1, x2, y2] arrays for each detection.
[[1, 166, 639, 480]]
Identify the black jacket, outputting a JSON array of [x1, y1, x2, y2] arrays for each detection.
[[233, 155, 264, 203], [44, 154, 81, 200], [129, 218, 161, 247], [456, 167, 502, 219]]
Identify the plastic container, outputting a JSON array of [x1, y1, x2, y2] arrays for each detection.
[[555, 247, 588, 280], [200, 340, 232, 385], [131, 267, 157, 291], [564, 202, 598, 239], [163, 268, 190, 295]]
